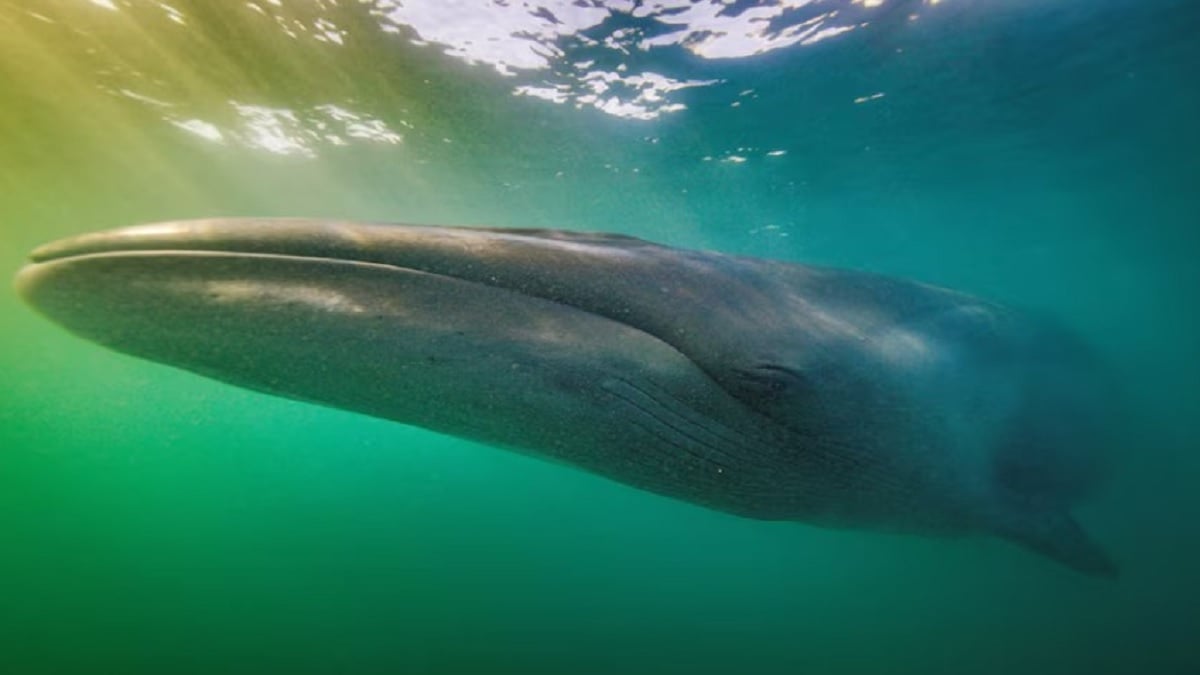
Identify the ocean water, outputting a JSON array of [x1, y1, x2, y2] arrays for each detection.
[[1, 1, 1198, 673]]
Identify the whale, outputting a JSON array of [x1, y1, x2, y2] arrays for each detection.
[[15, 218, 1117, 576]]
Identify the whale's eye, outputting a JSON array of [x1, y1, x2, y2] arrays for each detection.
[[732, 363, 806, 403]]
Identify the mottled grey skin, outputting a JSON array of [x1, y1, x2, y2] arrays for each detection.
[[15, 218, 1116, 576]]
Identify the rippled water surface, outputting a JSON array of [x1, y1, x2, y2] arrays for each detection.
[[1, 1, 1197, 673]]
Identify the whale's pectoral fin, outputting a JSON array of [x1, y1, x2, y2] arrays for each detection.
[[992, 507, 1118, 578]]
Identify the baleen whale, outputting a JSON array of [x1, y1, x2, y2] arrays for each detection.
[[15, 218, 1117, 576]]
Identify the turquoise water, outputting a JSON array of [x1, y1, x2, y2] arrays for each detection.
[[2, 1, 1198, 673]]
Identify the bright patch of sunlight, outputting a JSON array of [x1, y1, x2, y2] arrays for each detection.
[[367, 0, 891, 120], [170, 119, 224, 142]]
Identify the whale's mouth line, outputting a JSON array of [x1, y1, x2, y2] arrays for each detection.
[[20, 221, 610, 306], [28, 247, 405, 270], [19, 222, 663, 347], [19, 248, 693, 376], [25, 219, 631, 268], [29, 235, 390, 268], [18, 248, 562, 323]]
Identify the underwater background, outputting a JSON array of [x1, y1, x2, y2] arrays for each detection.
[[1, 1, 1197, 673]]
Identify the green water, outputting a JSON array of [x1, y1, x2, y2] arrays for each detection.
[[2, 1, 1197, 673]]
